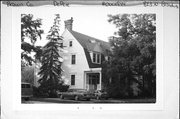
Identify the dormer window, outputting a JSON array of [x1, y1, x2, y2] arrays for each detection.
[[92, 52, 101, 64], [93, 53, 96, 62], [105, 56, 111, 61], [90, 39, 96, 43], [69, 41, 73, 47], [97, 54, 100, 63]]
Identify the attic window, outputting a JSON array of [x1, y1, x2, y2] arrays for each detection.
[[69, 41, 73, 47], [90, 39, 96, 43]]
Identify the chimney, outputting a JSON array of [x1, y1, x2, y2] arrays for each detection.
[[64, 17, 73, 31]]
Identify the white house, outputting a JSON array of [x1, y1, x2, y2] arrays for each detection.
[[31, 18, 140, 96], [60, 18, 110, 91]]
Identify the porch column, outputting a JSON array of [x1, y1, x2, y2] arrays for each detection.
[[99, 72, 102, 90], [84, 72, 86, 89]]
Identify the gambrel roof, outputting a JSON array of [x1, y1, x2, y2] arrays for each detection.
[[68, 30, 111, 68], [69, 30, 110, 55]]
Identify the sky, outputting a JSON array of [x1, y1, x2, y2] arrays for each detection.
[[31, 7, 119, 46]]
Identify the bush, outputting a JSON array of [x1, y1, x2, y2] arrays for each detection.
[[33, 84, 69, 98], [33, 86, 49, 98], [106, 84, 127, 98], [57, 84, 69, 92], [106, 82, 137, 99]]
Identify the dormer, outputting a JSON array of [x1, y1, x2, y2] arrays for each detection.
[[89, 39, 96, 43]]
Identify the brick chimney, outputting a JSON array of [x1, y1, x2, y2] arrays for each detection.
[[64, 17, 73, 31]]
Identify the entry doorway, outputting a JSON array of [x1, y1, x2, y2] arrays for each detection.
[[86, 73, 100, 91]]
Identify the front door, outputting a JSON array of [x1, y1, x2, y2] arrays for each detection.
[[86, 73, 100, 91]]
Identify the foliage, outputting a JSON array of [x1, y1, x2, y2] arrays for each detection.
[[21, 66, 35, 85], [32, 86, 49, 98], [57, 84, 69, 92], [21, 14, 44, 67], [33, 84, 69, 98], [103, 14, 156, 98], [38, 14, 67, 98]]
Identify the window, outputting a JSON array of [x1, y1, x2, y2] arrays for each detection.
[[92, 53, 101, 64], [69, 41, 72, 47], [22, 84, 31, 88], [22, 84, 26, 88], [97, 54, 100, 63], [93, 53, 96, 63], [71, 55, 76, 64], [105, 56, 111, 61], [107, 56, 110, 61], [71, 75, 75, 85]]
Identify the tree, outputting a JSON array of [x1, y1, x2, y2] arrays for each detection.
[[21, 66, 36, 85], [21, 14, 44, 67], [103, 14, 156, 98], [38, 14, 64, 97]]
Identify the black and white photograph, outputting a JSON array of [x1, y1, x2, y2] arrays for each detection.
[[1, 1, 179, 119], [21, 9, 156, 104]]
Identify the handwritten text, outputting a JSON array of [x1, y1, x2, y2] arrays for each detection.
[[143, 1, 178, 8], [53, 0, 69, 7], [102, 1, 126, 6], [6, 1, 34, 7]]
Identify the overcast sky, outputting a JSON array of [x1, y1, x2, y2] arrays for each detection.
[[31, 7, 120, 46]]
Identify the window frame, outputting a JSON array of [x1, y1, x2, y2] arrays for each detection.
[[91, 52, 101, 64], [71, 75, 75, 86], [105, 56, 111, 61], [71, 54, 76, 64], [93, 53, 96, 63], [69, 41, 73, 47], [97, 54, 100, 64]]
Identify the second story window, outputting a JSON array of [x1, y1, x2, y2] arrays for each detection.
[[69, 41, 73, 47], [71, 55, 76, 64]]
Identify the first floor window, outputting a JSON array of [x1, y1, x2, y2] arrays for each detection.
[[71, 75, 75, 85]]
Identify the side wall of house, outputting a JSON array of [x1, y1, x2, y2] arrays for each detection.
[[61, 29, 90, 89]]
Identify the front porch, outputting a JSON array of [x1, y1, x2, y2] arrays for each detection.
[[84, 71, 102, 91]]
